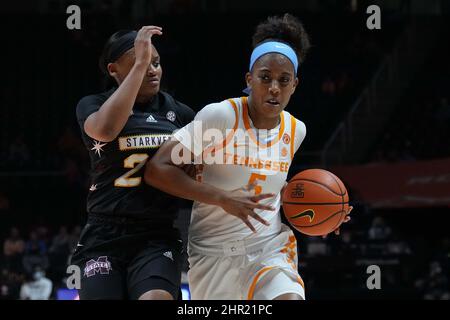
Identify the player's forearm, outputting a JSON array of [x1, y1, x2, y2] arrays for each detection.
[[145, 161, 225, 207], [85, 64, 147, 141]]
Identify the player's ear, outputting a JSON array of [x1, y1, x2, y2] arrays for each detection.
[[107, 62, 120, 83], [245, 72, 252, 89], [291, 76, 299, 94]]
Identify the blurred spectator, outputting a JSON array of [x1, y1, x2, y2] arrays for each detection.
[[22, 231, 49, 274], [335, 230, 360, 256], [68, 226, 82, 253], [368, 216, 392, 241], [8, 134, 31, 168], [35, 224, 50, 245], [19, 266, 52, 300], [0, 268, 12, 300], [306, 236, 328, 256], [49, 226, 70, 256], [3, 227, 25, 271], [49, 226, 71, 281], [0, 268, 23, 300], [387, 235, 412, 255], [415, 261, 450, 300]]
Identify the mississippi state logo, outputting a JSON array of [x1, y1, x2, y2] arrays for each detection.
[[166, 111, 176, 122], [84, 256, 112, 277], [283, 133, 290, 144]]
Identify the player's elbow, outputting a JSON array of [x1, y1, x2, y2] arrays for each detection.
[[144, 158, 164, 187], [91, 131, 116, 143], [84, 121, 118, 142]]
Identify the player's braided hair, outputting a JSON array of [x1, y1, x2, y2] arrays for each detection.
[[252, 13, 311, 64]]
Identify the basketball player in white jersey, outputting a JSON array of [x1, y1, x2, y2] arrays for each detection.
[[145, 14, 350, 300]]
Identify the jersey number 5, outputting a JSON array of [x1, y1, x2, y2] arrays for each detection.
[[248, 173, 267, 195], [114, 154, 149, 187]]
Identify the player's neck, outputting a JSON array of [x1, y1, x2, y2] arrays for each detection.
[[247, 98, 280, 130], [136, 94, 156, 105]]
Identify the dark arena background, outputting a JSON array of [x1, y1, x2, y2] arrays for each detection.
[[1, 0, 449, 302]]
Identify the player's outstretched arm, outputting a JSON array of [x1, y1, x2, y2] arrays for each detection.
[[84, 26, 162, 142], [145, 140, 274, 232]]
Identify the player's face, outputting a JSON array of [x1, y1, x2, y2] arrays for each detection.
[[245, 53, 298, 119], [109, 46, 162, 98]]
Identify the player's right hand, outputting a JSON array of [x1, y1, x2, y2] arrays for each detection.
[[218, 183, 275, 233], [322, 206, 353, 239], [134, 26, 162, 67]]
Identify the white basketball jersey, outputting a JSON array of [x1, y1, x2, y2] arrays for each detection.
[[174, 96, 306, 247]]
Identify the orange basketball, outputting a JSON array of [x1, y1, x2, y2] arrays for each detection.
[[282, 169, 349, 236]]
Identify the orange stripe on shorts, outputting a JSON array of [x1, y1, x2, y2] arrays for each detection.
[[247, 266, 275, 300]]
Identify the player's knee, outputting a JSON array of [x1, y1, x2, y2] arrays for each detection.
[[138, 289, 174, 300]]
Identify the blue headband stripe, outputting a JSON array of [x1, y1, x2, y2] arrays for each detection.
[[249, 41, 299, 75]]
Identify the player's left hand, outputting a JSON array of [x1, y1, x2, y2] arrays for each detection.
[[322, 206, 353, 239]]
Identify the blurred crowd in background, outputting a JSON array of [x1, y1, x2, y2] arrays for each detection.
[[1, 212, 449, 299]]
